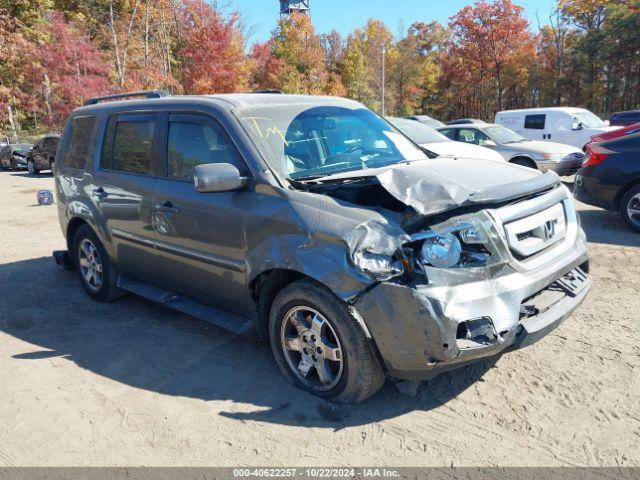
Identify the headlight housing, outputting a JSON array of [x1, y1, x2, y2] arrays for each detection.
[[404, 212, 507, 272], [542, 153, 566, 161]]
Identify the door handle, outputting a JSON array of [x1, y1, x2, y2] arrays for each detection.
[[155, 200, 179, 214], [93, 187, 108, 197]]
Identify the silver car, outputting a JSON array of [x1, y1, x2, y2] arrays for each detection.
[[438, 123, 585, 176]]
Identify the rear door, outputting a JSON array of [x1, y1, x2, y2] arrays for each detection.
[[151, 112, 253, 314], [93, 112, 160, 283]]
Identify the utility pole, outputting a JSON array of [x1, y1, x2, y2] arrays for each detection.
[[381, 46, 386, 116]]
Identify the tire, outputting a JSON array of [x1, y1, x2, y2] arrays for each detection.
[[269, 279, 385, 403], [72, 224, 126, 302], [510, 157, 537, 169], [620, 185, 640, 233], [49, 159, 55, 174], [10, 159, 16, 170], [27, 159, 39, 175]]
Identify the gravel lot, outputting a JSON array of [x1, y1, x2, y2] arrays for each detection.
[[0, 170, 639, 467]]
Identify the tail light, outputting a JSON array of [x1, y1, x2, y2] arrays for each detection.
[[582, 144, 609, 167]]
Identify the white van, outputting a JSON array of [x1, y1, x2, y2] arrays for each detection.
[[495, 107, 620, 150]]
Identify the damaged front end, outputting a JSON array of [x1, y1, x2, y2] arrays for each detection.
[[310, 162, 591, 381]]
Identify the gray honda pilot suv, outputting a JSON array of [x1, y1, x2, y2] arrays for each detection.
[[53, 91, 591, 403]]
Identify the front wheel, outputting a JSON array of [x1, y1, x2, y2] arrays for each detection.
[[620, 185, 640, 232], [269, 280, 385, 403], [27, 159, 39, 175]]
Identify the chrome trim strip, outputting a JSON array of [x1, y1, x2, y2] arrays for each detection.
[[111, 228, 246, 272], [111, 228, 156, 248], [154, 239, 246, 272]]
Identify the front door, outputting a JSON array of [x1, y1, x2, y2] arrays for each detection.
[[151, 113, 253, 314], [92, 112, 160, 283]]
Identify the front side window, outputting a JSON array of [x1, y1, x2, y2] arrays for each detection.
[[63, 115, 96, 169], [101, 115, 156, 175], [484, 125, 526, 144], [167, 120, 245, 181], [524, 114, 546, 130]]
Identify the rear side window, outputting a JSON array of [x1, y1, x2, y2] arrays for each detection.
[[101, 115, 156, 174], [63, 115, 96, 169], [524, 114, 546, 130], [167, 120, 246, 181]]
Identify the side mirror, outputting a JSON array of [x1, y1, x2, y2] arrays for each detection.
[[572, 121, 583, 131], [480, 139, 497, 148], [194, 163, 248, 193]]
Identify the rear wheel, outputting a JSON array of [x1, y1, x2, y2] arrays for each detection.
[[620, 185, 640, 232], [269, 279, 384, 403], [72, 224, 125, 301]]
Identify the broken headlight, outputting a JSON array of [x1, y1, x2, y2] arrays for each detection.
[[404, 212, 503, 272]]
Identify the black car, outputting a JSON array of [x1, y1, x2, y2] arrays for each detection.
[[0, 143, 33, 170], [574, 132, 640, 232], [609, 110, 640, 127], [446, 118, 487, 125], [27, 134, 59, 175]]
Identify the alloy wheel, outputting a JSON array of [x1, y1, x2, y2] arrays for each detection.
[[27, 160, 34, 175], [280, 306, 344, 391], [78, 238, 103, 291], [627, 193, 640, 229]]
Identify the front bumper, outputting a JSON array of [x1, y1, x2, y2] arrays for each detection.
[[355, 189, 591, 381], [538, 157, 584, 177]]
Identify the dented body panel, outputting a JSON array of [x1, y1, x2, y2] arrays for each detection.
[[55, 93, 591, 384]]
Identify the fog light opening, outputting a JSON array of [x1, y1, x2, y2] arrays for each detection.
[[456, 317, 498, 349]]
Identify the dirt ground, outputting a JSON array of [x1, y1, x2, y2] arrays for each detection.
[[0, 169, 639, 467]]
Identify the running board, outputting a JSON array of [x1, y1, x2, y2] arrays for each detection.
[[117, 275, 255, 335]]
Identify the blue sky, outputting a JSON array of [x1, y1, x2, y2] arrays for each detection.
[[229, 0, 557, 45]]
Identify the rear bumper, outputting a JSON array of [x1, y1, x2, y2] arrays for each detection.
[[355, 231, 590, 381], [573, 172, 619, 211]]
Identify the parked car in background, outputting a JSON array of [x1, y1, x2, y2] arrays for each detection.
[[609, 110, 640, 126], [438, 123, 585, 176], [574, 132, 640, 232], [27, 134, 59, 175], [387, 117, 504, 162], [495, 107, 620, 150], [588, 122, 640, 144], [447, 118, 486, 125], [53, 90, 590, 403], [403, 114, 445, 129], [0, 143, 33, 170]]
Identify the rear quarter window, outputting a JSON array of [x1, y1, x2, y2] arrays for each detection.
[[524, 114, 546, 130], [63, 115, 97, 169]]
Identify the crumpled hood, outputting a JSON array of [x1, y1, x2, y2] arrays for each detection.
[[316, 157, 561, 216]]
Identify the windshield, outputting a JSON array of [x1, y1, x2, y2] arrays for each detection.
[[13, 144, 32, 153], [573, 111, 606, 128], [236, 104, 427, 180], [484, 125, 526, 144], [387, 118, 451, 145]]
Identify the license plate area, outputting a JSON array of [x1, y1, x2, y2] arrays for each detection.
[[554, 267, 589, 297]]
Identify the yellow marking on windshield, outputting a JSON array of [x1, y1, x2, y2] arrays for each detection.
[[244, 116, 289, 146]]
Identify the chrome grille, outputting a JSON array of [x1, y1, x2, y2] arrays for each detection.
[[503, 203, 566, 258]]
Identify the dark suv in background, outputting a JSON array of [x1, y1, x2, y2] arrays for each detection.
[[53, 91, 591, 403], [28, 134, 59, 175]]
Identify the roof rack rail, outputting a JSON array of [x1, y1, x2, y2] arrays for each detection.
[[253, 89, 284, 94], [84, 90, 169, 106]]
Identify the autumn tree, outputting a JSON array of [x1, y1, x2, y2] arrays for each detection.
[[39, 12, 110, 124], [179, 0, 248, 94], [448, 0, 536, 113]]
